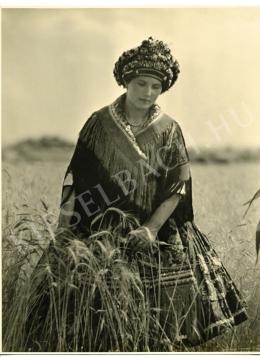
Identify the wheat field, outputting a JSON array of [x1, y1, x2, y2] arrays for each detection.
[[2, 160, 260, 352]]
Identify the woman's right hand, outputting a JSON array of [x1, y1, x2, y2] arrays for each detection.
[[127, 226, 156, 254]]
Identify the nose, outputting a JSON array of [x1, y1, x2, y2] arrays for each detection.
[[143, 85, 152, 97]]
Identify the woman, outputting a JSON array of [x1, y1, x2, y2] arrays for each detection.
[[55, 37, 248, 349]]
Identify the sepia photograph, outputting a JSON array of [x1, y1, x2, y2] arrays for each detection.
[[1, 6, 260, 353]]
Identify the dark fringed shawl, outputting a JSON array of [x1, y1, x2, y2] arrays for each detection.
[[61, 94, 194, 235]]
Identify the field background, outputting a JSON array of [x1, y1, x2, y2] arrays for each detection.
[[3, 7, 260, 352], [2, 155, 260, 352]]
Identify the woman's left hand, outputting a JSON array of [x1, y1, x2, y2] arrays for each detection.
[[127, 226, 157, 253]]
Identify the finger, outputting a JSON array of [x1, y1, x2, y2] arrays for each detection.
[[128, 235, 139, 245], [135, 240, 151, 252], [128, 238, 146, 251], [127, 238, 140, 251]]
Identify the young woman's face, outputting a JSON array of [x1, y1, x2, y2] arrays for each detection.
[[126, 76, 162, 110]]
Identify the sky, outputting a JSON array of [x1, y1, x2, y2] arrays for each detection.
[[2, 7, 260, 149]]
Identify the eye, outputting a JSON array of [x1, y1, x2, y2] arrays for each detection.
[[137, 81, 146, 86], [152, 84, 162, 90]]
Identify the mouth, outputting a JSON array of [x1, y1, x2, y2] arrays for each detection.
[[139, 98, 151, 104]]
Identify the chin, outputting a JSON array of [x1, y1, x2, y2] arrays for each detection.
[[137, 101, 153, 110]]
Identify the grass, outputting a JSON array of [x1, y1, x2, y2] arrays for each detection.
[[2, 206, 172, 352], [2, 217, 149, 352], [2, 161, 260, 352]]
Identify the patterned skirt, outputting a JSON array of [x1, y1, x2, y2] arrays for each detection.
[[137, 219, 248, 348], [17, 218, 248, 352]]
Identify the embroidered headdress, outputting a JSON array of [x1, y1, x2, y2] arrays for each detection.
[[113, 37, 180, 93]]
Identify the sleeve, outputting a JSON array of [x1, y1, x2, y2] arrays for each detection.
[[59, 112, 98, 208], [160, 122, 190, 202], [60, 113, 96, 207], [60, 168, 74, 208], [63, 171, 73, 186], [176, 183, 186, 196]]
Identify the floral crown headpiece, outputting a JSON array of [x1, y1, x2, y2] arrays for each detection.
[[113, 37, 180, 93]]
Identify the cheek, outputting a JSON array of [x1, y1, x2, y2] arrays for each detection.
[[152, 90, 161, 98], [133, 87, 144, 98], [128, 87, 141, 102], [127, 86, 136, 98]]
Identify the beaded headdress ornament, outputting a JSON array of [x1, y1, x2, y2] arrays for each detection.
[[113, 37, 180, 93]]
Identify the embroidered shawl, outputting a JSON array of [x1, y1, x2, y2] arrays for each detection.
[[61, 94, 194, 235]]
